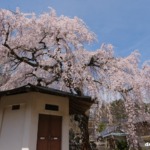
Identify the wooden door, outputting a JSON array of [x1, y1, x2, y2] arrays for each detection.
[[36, 114, 62, 150]]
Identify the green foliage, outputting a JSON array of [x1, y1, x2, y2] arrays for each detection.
[[110, 99, 127, 123], [97, 122, 106, 132], [116, 140, 128, 150]]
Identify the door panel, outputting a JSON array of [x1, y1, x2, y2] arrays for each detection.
[[36, 114, 62, 150], [37, 115, 49, 150], [49, 115, 62, 150], [50, 141, 61, 150]]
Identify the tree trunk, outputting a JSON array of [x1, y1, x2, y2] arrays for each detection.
[[74, 114, 92, 150], [122, 93, 142, 150]]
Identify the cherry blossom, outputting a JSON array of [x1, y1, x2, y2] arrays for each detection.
[[0, 9, 149, 149]]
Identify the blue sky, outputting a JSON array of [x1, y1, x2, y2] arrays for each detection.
[[0, 0, 150, 64]]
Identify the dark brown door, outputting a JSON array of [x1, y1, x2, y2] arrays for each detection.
[[36, 114, 62, 150]]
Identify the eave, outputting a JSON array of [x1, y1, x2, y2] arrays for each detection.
[[0, 84, 94, 115]]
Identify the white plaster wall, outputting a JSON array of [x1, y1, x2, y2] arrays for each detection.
[[0, 104, 26, 150], [0, 97, 3, 135], [0, 92, 69, 150], [0, 93, 32, 150]]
